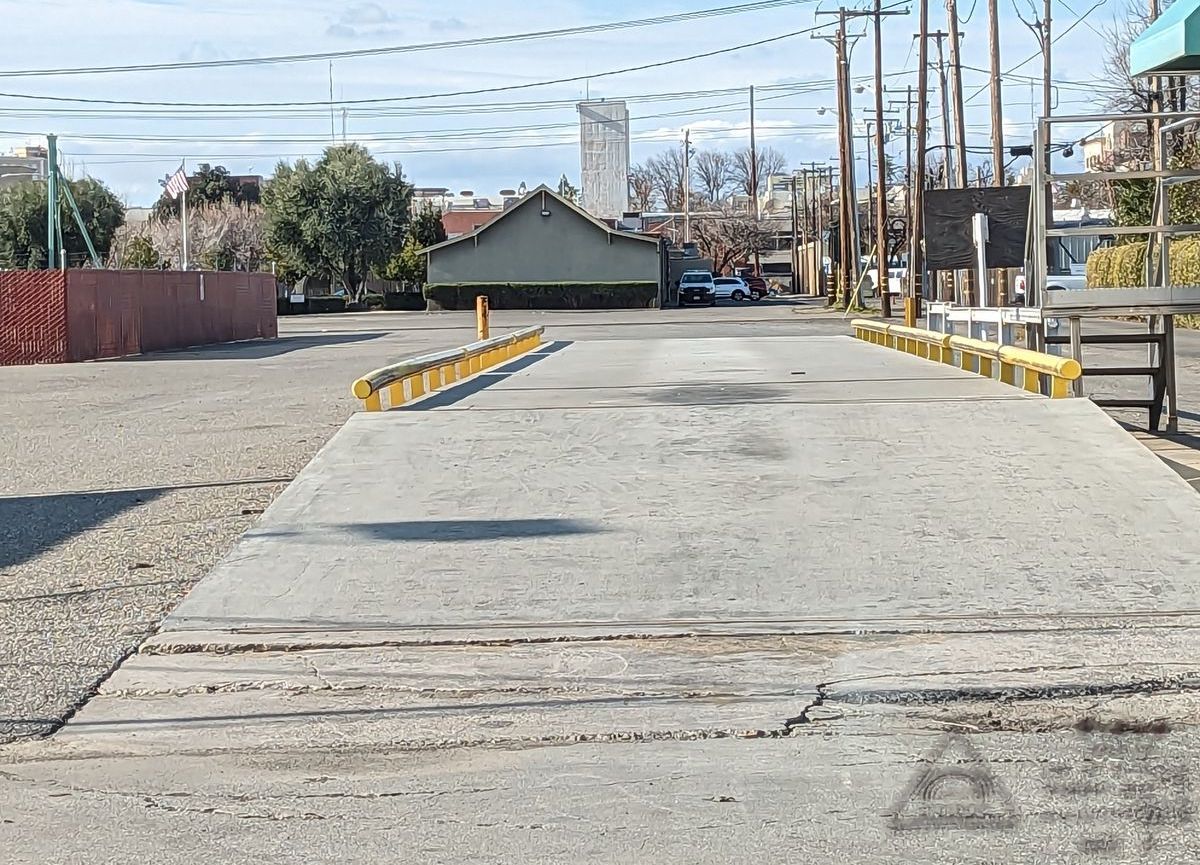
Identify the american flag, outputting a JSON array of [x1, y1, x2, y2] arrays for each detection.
[[162, 165, 189, 200]]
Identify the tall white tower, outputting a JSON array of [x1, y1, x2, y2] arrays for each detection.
[[577, 100, 630, 219]]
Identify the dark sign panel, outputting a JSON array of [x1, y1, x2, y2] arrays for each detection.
[[922, 186, 1031, 271]]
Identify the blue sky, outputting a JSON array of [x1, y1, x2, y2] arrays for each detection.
[[0, 0, 1117, 205]]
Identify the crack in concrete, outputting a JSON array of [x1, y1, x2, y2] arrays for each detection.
[[824, 673, 1200, 707]]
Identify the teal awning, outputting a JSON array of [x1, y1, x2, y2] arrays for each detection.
[[1130, 0, 1200, 76]]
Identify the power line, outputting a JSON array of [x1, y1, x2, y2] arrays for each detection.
[[0, 83, 824, 119], [0, 27, 827, 109], [0, 0, 820, 78], [963, 0, 1104, 104]]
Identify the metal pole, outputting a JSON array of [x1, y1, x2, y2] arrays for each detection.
[[683, 129, 691, 244], [874, 0, 891, 317], [46, 133, 57, 270], [1042, 0, 1055, 304], [911, 0, 929, 326], [329, 62, 337, 145], [750, 85, 762, 277], [181, 186, 190, 271], [790, 173, 800, 293]]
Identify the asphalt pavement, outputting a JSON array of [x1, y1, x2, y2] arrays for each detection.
[[4, 318, 1200, 863]]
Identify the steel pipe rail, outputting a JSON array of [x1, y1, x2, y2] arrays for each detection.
[[851, 319, 1081, 398], [351, 325, 544, 411]]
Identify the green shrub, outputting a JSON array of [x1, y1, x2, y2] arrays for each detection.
[[1086, 244, 1146, 288], [382, 291, 426, 311], [1087, 238, 1200, 288], [424, 281, 659, 310], [307, 295, 348, 314]]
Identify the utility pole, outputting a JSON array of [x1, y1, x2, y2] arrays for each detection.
[[816, 12, 854, 306], [987, 0, 1005, 181], [872, 0, 908, 317], [911, 1, 930, 326], [836, 16, 852, 308], [683, 129, 692, 244], [929, 31, 953, 188], [749, 86, 762, 276], [946, 5, 968, 189], [947, 2, 972, 303], [328, 62, 337, 145], [799, 170, 812, 294], [46, 133, 58, 270], [790, 171, 801, 292]]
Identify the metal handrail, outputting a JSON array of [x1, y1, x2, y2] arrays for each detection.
[[351, 325, 544, 400]]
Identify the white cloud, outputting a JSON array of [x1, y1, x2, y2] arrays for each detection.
[[326, 2, 402, 39], [430, 16, 467, 32]]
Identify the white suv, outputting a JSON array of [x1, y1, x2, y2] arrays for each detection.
[[713, 276, 752, 302]]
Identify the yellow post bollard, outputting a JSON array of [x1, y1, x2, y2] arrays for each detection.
[[476, 295, 490, 341]]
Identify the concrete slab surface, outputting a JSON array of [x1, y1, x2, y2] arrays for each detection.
[[163, 337, 1200, 639]]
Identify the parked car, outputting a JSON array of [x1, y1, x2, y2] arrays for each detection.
[[744, 275, 769, 299], [1013, 263, 1087, 305], [864, 265, 907, 298], [678, 270, 717, 306], [713, 276, 754, 302]]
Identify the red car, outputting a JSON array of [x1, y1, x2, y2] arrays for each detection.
[[743, 275, 769, 300]]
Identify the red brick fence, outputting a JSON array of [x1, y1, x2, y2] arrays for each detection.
[[0, 270, 277, 365]]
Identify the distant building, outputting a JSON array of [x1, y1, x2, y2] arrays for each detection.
[[578, 100, 630, 220], [0, 145, 47, 188], [411, 185, 532, 238], [423, 184, 665, 306], [1081, 120, 1150, 172]]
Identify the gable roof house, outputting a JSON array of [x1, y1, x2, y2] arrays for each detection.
[[422, 185, 667, 309]]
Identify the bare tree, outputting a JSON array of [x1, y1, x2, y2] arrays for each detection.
[[731, 145, 788, 196], [645, 148, 688, 211], [1101, 1, 1157, 116], [690, 206, 772, 274], [111, 203, 267, 271], [628, 165, 656, 211], [692, 150, 734, 203]]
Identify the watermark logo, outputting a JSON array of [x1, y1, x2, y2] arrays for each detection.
[[890, 734, 1018, 831]]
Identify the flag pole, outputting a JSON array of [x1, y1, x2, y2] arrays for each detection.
[[180, 161, 189, 271]]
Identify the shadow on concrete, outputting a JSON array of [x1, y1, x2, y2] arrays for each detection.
[[346, 518, 604, 542], [254, 517, 604, 544], [118, 331, 391, 361], [401, 341, 573, 410], [0, 489, 164, 571]]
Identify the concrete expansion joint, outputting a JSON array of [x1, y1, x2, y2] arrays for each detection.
[[822, 672, 1200, 708]]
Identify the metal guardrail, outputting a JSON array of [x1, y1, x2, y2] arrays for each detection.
[[350, 325, 544, 411], [851, 319, 1081, 398]]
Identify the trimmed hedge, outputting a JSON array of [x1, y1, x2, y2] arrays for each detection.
[[424, 281, 659, 310], [382, 291, 427, 311], [1087, 238, 1200, 288], [307, 295, 348, 314]]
